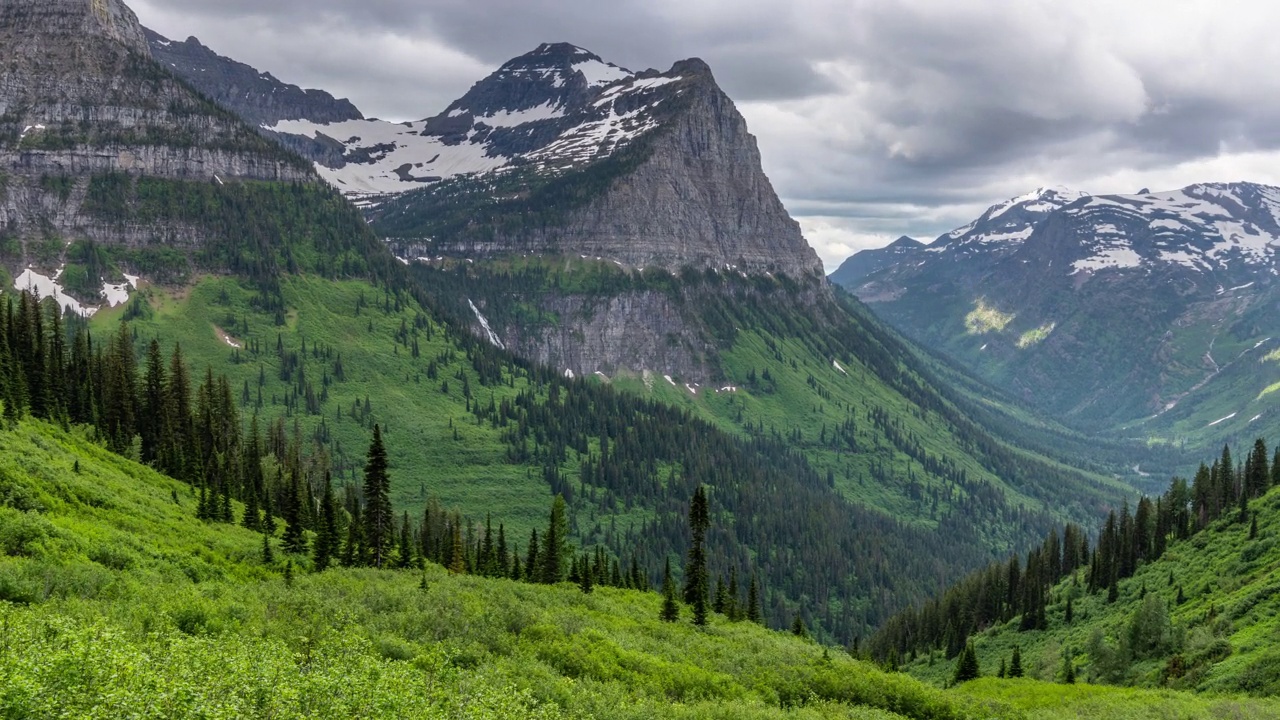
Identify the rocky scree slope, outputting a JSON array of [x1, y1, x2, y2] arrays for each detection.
[[838, 183, 1280, 447]]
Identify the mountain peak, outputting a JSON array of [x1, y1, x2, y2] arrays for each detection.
[[1, 0, 150, 55]]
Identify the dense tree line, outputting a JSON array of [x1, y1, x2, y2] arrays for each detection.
[[870, 439, 1279, 662]]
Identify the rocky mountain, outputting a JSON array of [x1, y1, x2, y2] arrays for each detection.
[[145, 29, 363, 127], [0, 0, 314, 314], [254, 42, 822, 278], [836, 182, 1280, 448], [828, 236, 922, 287]]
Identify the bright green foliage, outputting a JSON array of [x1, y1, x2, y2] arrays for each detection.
[[0, 415, 997, 719]]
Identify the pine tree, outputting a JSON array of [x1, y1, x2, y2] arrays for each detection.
[[952, 642, 979, 684], [262, 532, 274, 565], [727, 568, 741, 621], [1009, 645, 1024, 678], [997, 657, 1007, 679], [684, 486, 710, 626], [282, 469, 307, 554], [1065, 596, 1074, 624], [541, 495, 569, 584], [362, 424, 393, 567], [791, 613, 808, 639], [660, 559, 680, 623], [1061, 648, 1076, 684], [746, 573, 763, 624], [1250, 513, 1259, 540], [525, 529, 539, 582], [397, 512, 414, 569], [448, 521, 466, 574], [313, 473, 339, 572], [579, 558, 593, 594]]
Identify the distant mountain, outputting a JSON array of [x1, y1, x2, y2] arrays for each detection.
[[145, 29, 363, 127], [835, 182, 1280, 448], [828, 236, 922, 287]]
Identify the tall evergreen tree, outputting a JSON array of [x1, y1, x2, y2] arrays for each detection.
[[952, 642, 979, 684], [313, 473, 339, 571], [746, 573, 763, 624], [362, 424, 393, 567], [684, 486, 710, 626], [281, 468, 307, 554], [660, 558, 680, 623], [541, 495, 569, 584], [1009, 646, 1024, 678]]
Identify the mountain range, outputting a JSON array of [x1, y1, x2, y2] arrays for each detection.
[[835, 182, 1280, 452]]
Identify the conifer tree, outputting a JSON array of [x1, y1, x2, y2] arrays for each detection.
[[541, 495, 568, 584], [952, 642, 979, 684], [1009, 645, 1024, 678], [791, 613, 809, 639], [397, 512, 414, 569], [262, 532, 274, 565], [684, 486, 710, 625], [525, 529, 539, 581], [313, 473, 339, 571], [747, 573, 763, 624], [997, 657, 1007, 679], [660, 558, 680, 623], [140, 339, 166, 464], [342, 504, 362, 567], [727, 568, 742, 621], [282, 469, 307, 554], [362, 424, 393, 567], [579, 558, 593, 594]]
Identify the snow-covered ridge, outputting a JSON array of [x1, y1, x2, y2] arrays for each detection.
[[265, 44, 691, 207]]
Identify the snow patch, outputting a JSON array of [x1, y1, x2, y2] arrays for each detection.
[[574, 58, 632, 87], [15, 268, 91, 317], [1071, 246, 1143, 273], [1208, 413, 1238, 427], [685, 384, 698, 395], [467, 299, 505, 350], [664, 375, 676, 386], [832, 360, 847, 375], [564, 369, 575, 379]]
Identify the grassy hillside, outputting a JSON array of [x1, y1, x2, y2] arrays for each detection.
[[892, 477, 1280, 699], [2, 415, 1276, 718]]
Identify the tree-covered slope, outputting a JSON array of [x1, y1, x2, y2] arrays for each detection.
[[2, 415, 1277, 718], [876, 436, 1280, 699]]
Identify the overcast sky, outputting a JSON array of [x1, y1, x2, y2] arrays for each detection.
[[132, 0, 1280, 271]]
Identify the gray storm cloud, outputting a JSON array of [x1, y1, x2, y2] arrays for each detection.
[[131, 0, 1280, 269]]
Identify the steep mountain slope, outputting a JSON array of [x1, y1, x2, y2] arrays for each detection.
[[838, 183, 1280, 451], [879, 438, 1280, 700]]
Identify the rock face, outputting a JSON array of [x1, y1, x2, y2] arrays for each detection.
[[828, 236, 921, 287], [450, 59, 820, 276], [146, 30, 363, 128], [0, 0, 313, 295], [835, 182, 1280, 445]]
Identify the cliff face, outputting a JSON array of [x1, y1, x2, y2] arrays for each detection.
[[0, 0, 313, 295], [414, 60, 823, 278]]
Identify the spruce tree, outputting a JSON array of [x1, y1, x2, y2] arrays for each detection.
[[362, 424, 393, 567], [397, 512, 414, 569], [684, 486, 710, 625], [448, 522, 466, 574], [952, 642, 979, 684], [282, 469, 307, 554], [262, 532, 274, 565], [525, 529, 539, 582], [1065, 596, 1074, 624], [791, 613, 808, 639], [313, 473, 339, 572], [1009, 645, 1024, 678], [660, 559, 680, 623], [541, 495, 568, 584], [747, 573, 763, 624], [579, 559, 593, 594], [1061, 648, 1075, 684]]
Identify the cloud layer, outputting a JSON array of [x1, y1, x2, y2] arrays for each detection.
[[132, 0, 1280, 269]]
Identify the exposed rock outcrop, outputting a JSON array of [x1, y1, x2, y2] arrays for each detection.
[[0, 0, 313, 283]]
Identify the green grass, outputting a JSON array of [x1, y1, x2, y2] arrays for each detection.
[[896, 483, 1280, 700], [93, 275, 558, 539], [1, 415, 1273, 718], [0, 414, 965, 719]]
